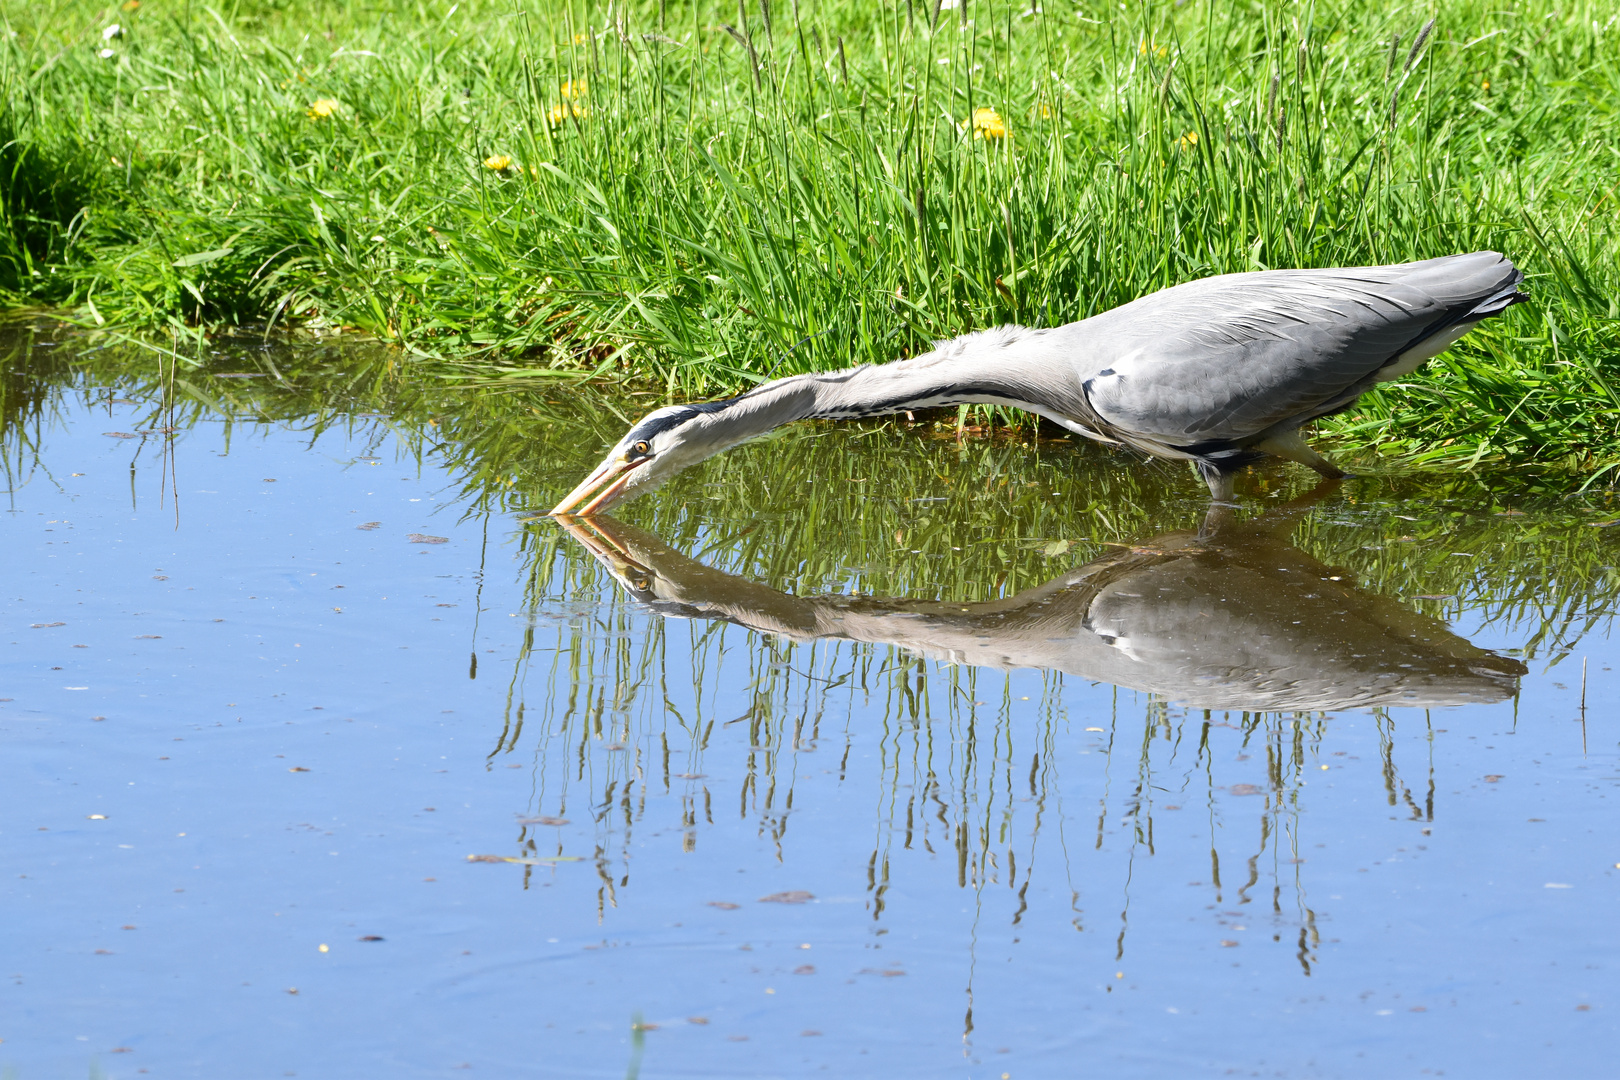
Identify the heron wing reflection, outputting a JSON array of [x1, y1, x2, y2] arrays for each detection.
[[558, 513, 1525, 711]]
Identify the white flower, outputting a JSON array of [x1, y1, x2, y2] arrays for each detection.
[[98, 47, 116, 59], [102, 23, 123, 40]]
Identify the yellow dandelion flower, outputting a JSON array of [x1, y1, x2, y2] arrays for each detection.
[[572, 32, 589, 45], [1177, 130, 1198, 148], [1156, 44, 1169, 58], [483, 154, 513, 171], [960, 106, 1007, 140], [1139, 38, 1149, 55], [547, 102, 587, 127], [306, 98, 339, 120], [561, 77, 587, 100], [1482, 78, 1490, 92], [1035, 101, 1054, 120]]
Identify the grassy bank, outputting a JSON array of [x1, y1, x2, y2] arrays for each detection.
[[2, 0, 1618, 477]]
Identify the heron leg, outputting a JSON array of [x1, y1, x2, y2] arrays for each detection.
[[1254, 430, 1348, 480], [1195, 459, 1238, 504]]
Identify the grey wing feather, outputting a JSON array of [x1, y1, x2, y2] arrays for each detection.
[[1072, 252, 1524, 446]]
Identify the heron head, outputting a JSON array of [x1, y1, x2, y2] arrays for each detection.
[[549, 403, 731, 516]]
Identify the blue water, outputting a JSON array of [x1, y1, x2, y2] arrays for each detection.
[[2, 353, 1616, 1078]]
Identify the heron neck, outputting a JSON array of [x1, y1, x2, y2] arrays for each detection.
[[707, 325, 1097, 437]]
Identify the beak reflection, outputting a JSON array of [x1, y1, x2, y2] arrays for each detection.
[[560, 509, 1526, 713]]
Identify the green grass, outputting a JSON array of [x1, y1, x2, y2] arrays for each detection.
[[2, 0, 1619, 477]]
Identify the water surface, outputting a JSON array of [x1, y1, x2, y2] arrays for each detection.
[[2, 329, 1617, 1078]]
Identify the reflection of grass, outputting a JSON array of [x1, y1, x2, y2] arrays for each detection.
[[511, 557, 1435, 974], [3, 0, 1619, 472], [481, 413, 1612, 956], [519, 500, 1524, 969]]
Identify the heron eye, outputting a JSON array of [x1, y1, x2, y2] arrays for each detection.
[[632, 440, 651, 456]]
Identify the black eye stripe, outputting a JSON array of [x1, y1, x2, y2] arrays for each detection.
[[623, 395, 744, 444]]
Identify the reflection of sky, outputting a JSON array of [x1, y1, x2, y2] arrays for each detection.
[[1, 392, 1615, 1078]]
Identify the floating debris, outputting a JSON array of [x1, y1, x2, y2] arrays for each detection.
[[466, 853, 581, 864]]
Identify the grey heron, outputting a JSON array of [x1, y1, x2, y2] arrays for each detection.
[[551, 251, 1525, 514]]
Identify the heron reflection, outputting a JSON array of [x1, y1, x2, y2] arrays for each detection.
[[557, 497, 1524, 712]]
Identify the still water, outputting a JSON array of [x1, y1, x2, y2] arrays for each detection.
[[2, 330, 1617, 1078]]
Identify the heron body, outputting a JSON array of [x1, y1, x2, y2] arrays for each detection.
[[552, 252, 1525, 514]]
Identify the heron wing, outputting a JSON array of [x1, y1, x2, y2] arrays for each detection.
[[1073, 252, 1523, 447]]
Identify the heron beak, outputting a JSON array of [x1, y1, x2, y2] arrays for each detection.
[[549, 457, 646, 516]]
